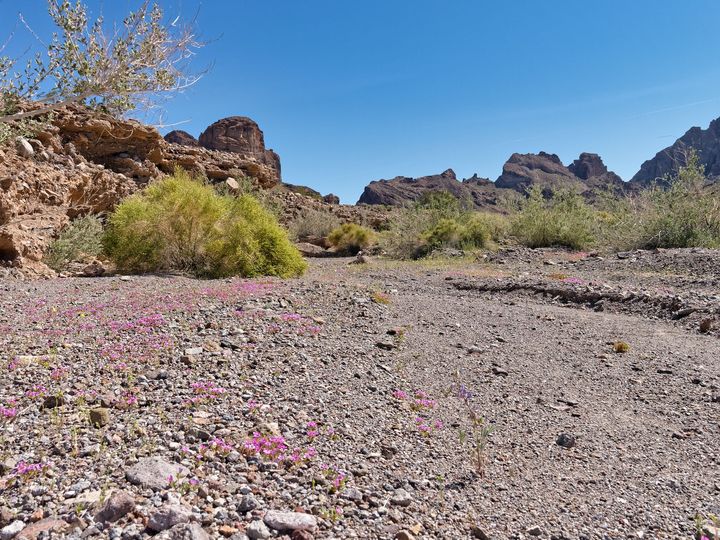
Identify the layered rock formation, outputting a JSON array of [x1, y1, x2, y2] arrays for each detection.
[[0, 107, 285, 274], [631, 116, 720, 186], [358, 153, 626, 207], [198, 117, 281, 182], [358, 169, 508, 210]]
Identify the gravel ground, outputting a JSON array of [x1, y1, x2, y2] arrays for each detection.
[[0, 248, 718, 540]]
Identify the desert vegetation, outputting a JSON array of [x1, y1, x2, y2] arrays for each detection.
[[103, 170, 306, 278]]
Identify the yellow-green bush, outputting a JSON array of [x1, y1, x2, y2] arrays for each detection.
[[327, 223, 376, 255], [511, 187, 596, 250], [380, 190, 509, 259], [104, 170, 306, 278]]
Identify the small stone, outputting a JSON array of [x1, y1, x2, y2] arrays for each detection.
[[526, 525, 543, 536], [154, 523, 209, 540], [15, 137, 34, 158], [42, 394, 65, 409], [125, 457, 189, 490], [95, 491, 134, 523], [390, 488, 412, 507], [700, 319, 713, 333], [0, 520, 25, 540], [218, 525, 238, 537], [17, 518, 67, 538], [556, 433, 576, 448], [471, 525, 490, 540], [246, 520, 271, 540], [237, 494, 259, 514], [263, 510, 317, 532], [491, 367, 509, 376], [185, 347, 204, 356], [395, 532, 416, 540], [225, 177, 241, 192], [89, 408, 110, 427], [147, 504, 192, 532]]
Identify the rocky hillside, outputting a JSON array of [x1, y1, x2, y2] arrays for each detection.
[[631, 116, 720, 186], [358, 152, 627, 208], [0, 107, 361, 277], [357, 169, 508, 210]]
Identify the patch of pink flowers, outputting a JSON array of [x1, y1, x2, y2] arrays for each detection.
[[415, 417, 443, 436], [25, 385, 48, 398], [0, 405, 17, 419], [242, 432, 288, 461], [13, 461, 49, 477], [185, 381, 226, 406], [411, 390, 437, 411], [392, 390, 408, 400]]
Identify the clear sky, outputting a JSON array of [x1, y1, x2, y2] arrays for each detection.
[[2, 1, 720, 203]]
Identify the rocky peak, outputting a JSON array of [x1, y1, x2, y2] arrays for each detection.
[[495, 152, 579, 191], [164, 130, 198, 147], [631, 115, 720, 186], [568, 153, 608, 180], [198, 117, 281, 181]]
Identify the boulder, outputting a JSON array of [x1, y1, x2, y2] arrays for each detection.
[[147, 505, 192, 532], [95, 491, 135, 523], [154, 523, 209, 540], [263, 510, 317, 532]]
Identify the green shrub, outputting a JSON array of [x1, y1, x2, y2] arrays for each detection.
[[327, 223, 376, 255], [44, 215, 104, 271], [104, 169, 306, 278], [289, 209, 341, 241], [511, 187, 596, 250]]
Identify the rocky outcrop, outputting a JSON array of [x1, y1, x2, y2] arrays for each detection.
[[495, 152, 582, 192], [164, 130, 199, 147], [0, 106, 286, 275], [631, 116, 720, 186], [357, 169, 507, 210], [358, 153, 627, 209], [198, 117, 281, 182]]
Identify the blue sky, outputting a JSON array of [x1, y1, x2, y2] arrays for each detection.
[[2, 1, 720, 203]]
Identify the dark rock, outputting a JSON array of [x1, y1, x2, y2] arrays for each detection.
[[323, 193, 340, 205], [496, 152, 578, 191], [556, 433, 576, 448], [631, 116, 720, 185], [357, 169, 505, 210], [164, 130, 199, 147]]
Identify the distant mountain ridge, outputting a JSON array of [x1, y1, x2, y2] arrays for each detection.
[[358, 151, 626, 208]]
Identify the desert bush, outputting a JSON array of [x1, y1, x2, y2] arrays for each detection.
[[381, 191, 509, 258], [594, 152, 720, 251], [289, 210, 341, 241], [636, 153, 720, 248], [511, 187, 596, 250], [327, 223, 376, 255], [104, 169, 306, 278], [44, 214, 104, 271]]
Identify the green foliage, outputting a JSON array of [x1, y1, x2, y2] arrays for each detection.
[[104, 170, 306, 278], [44, 214, 104, 271], [289, 209, 341, 241], [638, 153, 720, 248], [1, 0, 201, 126], [511, 187, 596, 250], [595, 152, 720, 251], [327, 223, 376, 255]]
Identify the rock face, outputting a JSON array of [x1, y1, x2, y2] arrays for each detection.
[[358, 153, 627, 209], [199, 117, 281, 182], [495, 152, 582, 192], [631, 116, 720, 186], [0, 106, 284, 275], [164, 130, 199, 147], [357, 169, 507, 210]]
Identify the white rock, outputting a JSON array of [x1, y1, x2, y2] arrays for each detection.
[[14, 137, 33, 158], [263, 510, 317, 532], [0, 520, 25, 540], [246, 520, 271, 539]]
